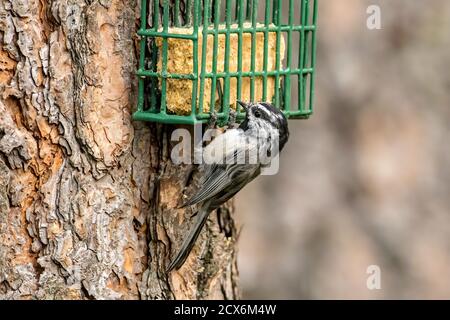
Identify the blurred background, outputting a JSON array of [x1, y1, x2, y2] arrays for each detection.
[[236, 0, 450, 299]]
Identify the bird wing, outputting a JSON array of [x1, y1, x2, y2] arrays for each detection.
[[182, 129, 259, 207], [182, 166, 230, 206]]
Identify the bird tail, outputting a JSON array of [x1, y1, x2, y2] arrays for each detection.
[[166, 206, 210, 272]]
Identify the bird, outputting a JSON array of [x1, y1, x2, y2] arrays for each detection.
[[167, 101, 289, 272]]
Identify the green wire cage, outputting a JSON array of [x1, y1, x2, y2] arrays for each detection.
[[134, 0, 318, 125]]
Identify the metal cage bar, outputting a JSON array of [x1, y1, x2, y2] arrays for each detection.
[[198, 0, 210, 114], [236, 0, 245, 105], [248, 0, 258, 109], [284, 0, 294, 112], [209, 0, 221, 117], [262, 0, 270, 102], [274, 0, 282, 108]]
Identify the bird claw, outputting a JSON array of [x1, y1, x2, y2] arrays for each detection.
[[207, 110, 218, 129], [227, 109, 237, 128]]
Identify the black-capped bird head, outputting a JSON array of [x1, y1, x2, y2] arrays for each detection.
[[237, 101, 289, 151]]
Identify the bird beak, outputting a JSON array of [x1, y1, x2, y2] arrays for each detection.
[[237, 100, 249, 112]]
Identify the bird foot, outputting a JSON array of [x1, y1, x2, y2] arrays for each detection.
[[227, 109, 237, 128], [207, 110, 218, 129]]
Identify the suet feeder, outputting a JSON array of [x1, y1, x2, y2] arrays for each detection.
[[134, 0, 318, 126]]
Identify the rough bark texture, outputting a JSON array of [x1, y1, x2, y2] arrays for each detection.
[[0, 0, 239, 300]]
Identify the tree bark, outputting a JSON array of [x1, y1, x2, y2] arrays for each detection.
[[0, 0, 239, 300]]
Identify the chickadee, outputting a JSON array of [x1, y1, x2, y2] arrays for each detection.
[[167, 101, 289, 272]]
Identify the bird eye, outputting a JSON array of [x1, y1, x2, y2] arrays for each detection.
[[254, 110, 261, 118]]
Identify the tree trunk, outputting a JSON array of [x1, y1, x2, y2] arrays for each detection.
[[0, 0, 239, 300]]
